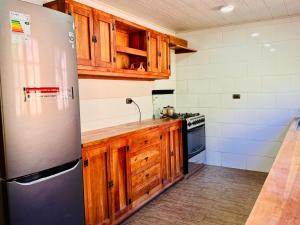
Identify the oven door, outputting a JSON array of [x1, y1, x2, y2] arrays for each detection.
[[187, 124, 206, 159]]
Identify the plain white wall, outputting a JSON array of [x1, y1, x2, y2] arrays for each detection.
[[21, 0, 176, 132], [176, 16, 300, 172]]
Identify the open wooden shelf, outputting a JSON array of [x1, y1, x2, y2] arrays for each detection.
[[170, 44, 197, 54], [116, 46, 147, 57], [169, 35, 197, 54]]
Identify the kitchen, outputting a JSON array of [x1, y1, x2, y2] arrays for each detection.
[[0, 0, 300, 225]]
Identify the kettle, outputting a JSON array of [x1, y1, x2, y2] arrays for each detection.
[[161, 106, 175, 117]]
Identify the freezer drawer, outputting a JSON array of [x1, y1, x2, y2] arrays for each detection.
[[5, 159, 84, 225]]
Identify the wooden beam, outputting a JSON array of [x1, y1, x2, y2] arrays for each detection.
[[169, 35, 188, 48], [43, 0, 66, 13], [57, 0, 66, 12]]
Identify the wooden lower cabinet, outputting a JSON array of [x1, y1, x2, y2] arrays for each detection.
[[161, 124, 183, 185], [169, 125, 183, 180], [161, 127, 172, 185], [82, 144, 111, 225], [109, 138, 130, 220], [82, 121, 183, 225], [127, 135, 163, 207]]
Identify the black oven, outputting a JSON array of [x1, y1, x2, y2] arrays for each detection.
[[182, 115, 206, 174], [187, 124, 206, 158]]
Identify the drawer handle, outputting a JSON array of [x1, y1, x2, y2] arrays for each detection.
[[145, 173, 149, 178], [144, 156, 149, 161]]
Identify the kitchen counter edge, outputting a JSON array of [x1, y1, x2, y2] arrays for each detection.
[[81, 118, 182, 147], [246, 117, 300, 225]]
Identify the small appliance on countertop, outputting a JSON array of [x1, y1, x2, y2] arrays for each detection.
[[161, 105, 176, 118]]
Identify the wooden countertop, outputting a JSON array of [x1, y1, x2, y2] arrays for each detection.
[[246, 117, 300, 225], [81, 118, 181, 146]]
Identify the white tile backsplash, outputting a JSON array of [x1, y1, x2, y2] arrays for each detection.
[[177, 16, 300, 172], [80, 96, 153, 132]]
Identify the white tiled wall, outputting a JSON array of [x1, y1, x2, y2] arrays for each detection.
[[176, 16, 300, 172], [79, 95, 154, 131], [78, 79, 155, 132]]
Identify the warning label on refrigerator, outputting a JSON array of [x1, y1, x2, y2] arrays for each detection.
[[24, 87, 74, 101], [10, 11, 31, 42]]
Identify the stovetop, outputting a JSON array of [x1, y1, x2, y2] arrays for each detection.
[[177, 113, 201, 119], [161, 112, 200, 119], [161, 112, 205, 130]]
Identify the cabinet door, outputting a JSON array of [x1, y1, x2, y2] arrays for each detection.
[[160, 35, 170, 76], [70, 2, 94, 66], [148, 32, 160, 73], [161, 128, 172, 185], [170, 125, 183, 180], [82, 145, 111, 225], [93, 10, 116, 69], [109, 138, 129, 220]]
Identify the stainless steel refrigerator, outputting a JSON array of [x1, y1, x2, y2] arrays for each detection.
[[0, 0, 85, 225]]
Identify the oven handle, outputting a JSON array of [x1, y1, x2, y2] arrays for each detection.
[[187, 123, 205, 132]]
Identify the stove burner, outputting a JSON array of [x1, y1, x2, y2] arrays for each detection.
[[160, 112, 202, 120], [177, 113, 200, 119]]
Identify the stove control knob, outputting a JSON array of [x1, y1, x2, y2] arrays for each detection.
[[188, 122, 192, 126]]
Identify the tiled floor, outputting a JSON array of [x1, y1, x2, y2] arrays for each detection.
[[122, 165, 268, 225]]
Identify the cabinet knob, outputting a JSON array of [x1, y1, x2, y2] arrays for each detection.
[[145, 173, 149, 178], [144, 156, 149, 161], [92, 35, 97, 43], [144, 140, 148, 144]]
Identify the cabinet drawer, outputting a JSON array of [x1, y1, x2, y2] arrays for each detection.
[[131, 130, 161, 150], [130, 144, 161, 175], [132, 163, 161, 189], [131, 174, 161, 203]]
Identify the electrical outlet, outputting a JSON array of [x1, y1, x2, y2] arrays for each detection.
[[233, 94, 241, 99], [126, 98, 133, 104]]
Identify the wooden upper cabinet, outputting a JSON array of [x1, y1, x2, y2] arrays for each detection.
[[109, 138, 129, 220], [160, 35, 171, 75], [70, 2, 94, 66], [93, 10, 116, 69], [148, 32, 160, 73], [44, 0, 173, 80], [82, 144, 111, 225]]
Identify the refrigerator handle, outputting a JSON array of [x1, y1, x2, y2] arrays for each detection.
[[72, 86, 74, 99], [11, 159, 81, 186]]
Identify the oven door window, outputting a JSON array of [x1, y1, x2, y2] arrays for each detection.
[[187, 125, 205, 159]]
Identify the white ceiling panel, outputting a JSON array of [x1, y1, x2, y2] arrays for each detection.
[[95, 0, 300, 32]]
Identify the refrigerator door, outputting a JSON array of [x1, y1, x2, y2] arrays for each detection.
[[0, 0, 81, 179], [6, 159, 84, 225]]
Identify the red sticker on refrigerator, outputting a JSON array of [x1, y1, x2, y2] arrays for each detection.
[[24, 87, 74, 101]]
